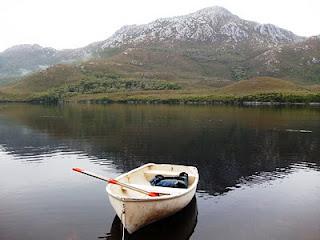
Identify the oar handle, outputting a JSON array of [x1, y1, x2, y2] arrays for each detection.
[[73, 168, 111, 182], [72, 168, 169, 197]]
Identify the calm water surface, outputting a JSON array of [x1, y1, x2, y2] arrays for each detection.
[[0, 104, 320, 240]]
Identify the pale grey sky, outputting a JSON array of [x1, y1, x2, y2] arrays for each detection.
[[0, 0, 319, 51]]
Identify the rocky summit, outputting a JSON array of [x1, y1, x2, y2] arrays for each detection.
[[100, 6, 303, 48]]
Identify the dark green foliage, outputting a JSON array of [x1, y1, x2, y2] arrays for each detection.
[[238, 93, 320, 103], [64, 78, 181, 94], [29, 77, 181, 103], [30, 92, 60, 104]]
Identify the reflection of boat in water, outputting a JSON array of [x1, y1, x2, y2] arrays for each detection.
[[104, 197, 198, 240]]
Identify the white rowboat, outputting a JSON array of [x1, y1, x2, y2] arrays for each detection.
[[106, 163, 199, 234]]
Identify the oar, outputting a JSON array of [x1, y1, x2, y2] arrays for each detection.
[[72, 168, 169, 197]]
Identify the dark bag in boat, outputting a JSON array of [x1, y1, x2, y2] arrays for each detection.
[[150, 172, 188, 189]]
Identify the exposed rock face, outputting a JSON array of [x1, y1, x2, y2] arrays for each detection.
[[101, 6, 303, 48]]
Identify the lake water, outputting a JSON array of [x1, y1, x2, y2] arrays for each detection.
[[0, 104, 320, 240]]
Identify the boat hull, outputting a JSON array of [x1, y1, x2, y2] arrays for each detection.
[[108, 185, 196, 233], [106, 163, 199, 233]]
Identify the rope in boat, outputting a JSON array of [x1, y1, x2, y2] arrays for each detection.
[[121, 203, 126, 240], [122, 219, 125, 240]]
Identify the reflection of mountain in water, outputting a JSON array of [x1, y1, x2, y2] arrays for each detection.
[[103, 197, 197, 240], [0, 104, 320, 195]]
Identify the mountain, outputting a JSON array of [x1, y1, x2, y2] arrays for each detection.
[[0, 44, 91, 81], [0, 6, 306, 82], [1, 6, 320, 103], [99, 6, 303, 49]]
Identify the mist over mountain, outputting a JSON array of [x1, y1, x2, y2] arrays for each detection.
[[0, 44, 91, 80]]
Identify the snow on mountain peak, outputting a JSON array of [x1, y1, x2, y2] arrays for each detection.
[[192, 6, 234, 17], [254, 24, 301, 43], [101, 6, 302, 49]]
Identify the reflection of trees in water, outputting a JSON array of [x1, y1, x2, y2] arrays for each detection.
[[0, 104, 320, 195]]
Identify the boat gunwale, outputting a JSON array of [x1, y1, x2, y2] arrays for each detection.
[[106, 163, 199, 202]]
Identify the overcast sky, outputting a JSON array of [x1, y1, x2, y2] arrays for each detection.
[[0, 0, 319, 52]]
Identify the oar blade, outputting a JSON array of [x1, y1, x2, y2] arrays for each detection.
[[72, 168, 83, 173]]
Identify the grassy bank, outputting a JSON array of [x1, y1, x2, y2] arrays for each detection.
[[26, 90, 320, 105], [2, 92, 320, 105], [1, 76, 320, 105]]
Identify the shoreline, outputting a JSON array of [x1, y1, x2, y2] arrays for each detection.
[[2, 99, 320, 107], [78, 99, 320, 106], [2, 91, 320, 106]]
